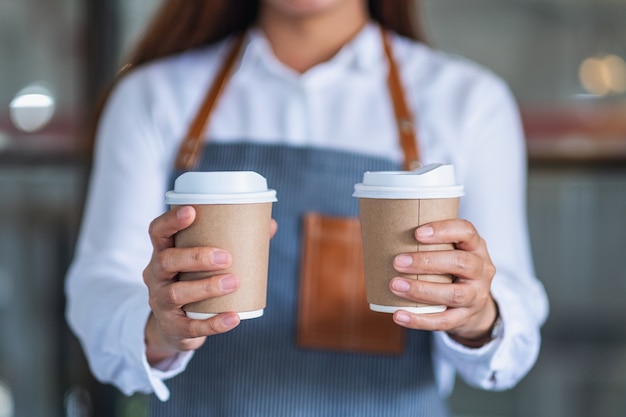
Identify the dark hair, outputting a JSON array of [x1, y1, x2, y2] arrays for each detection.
[[127, 0, 426, 69]]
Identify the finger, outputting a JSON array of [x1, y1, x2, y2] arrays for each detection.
[[149, 206, 196, 251], [159, 312, 240, 350], [153, 275, 239, 309], [393, 250, 485, 280], [393, 307, 465, 332], [149, 246, 232, 282], [390, 277, 476, 308], [270, 219, 278, 238], [415, 219, 485, 252], [188, 312, 241, 336]]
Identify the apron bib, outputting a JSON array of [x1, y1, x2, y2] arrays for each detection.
[[150, 143, 448, 417], [149, 27, 449, 416]]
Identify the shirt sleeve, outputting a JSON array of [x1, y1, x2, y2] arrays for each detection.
[[431, 73, 549, 394], [64, 70, 192, 401]]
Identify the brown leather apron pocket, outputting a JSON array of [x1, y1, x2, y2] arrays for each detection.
[[297, 212, 404, 354]]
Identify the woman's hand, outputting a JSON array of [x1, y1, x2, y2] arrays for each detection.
[[142, 205, 278, 365], [389, 219, 498, 347]]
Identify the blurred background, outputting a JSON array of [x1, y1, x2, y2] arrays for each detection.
[[1, 0, 625, 416]]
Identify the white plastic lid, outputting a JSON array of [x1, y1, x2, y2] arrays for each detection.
[[165, 171, 277, 205], [353, 163, 464, 199]]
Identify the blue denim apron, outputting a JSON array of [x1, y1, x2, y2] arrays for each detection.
[[149, 142, 449, 416]]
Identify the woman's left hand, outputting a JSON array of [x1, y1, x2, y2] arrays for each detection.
[[389, 219, 498, 347]]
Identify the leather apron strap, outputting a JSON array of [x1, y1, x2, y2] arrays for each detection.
[[174, 33, 247, 171], [175, 26, 420, 171], [380, 26, 420, 170]]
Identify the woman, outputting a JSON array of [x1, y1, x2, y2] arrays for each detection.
[[65, 0, 549, 415]]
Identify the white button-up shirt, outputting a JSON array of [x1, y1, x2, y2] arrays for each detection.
[[65, 23, 549, 401]]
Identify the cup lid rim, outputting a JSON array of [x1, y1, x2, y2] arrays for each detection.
[[165, 189, 277, 205], [352, 184, 464, 199]]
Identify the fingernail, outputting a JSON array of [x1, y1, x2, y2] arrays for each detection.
[[391, 278, 411, 292], [395, 254, 413, 267], [222, 314, 239, 327], [417, 226, 434, 238], [220, 275, 238, 291], [211, 250, 231, 265], [395, 311, 411, 324], [177, 206, 193, 219]]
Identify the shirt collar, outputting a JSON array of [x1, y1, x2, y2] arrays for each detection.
[[236, 22, 384, 79], [347, 22, 383, 72]]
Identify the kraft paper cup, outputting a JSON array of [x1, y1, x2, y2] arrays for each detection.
[[165, 171, 277, 320], [353, 163, 464, 314]]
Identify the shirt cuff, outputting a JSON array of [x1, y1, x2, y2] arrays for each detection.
[[144, 350, 195, 401], [434, 329, 502, 360], [121, 294, 195, 402], [432, 325, 504, 391], [433, 284, 544, 392]]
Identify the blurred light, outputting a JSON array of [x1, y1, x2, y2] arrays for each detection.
[[9, 83, 56, 133], [0, 381, 14, 417], [579, 54, 626, 96], [64, 386, 92, 417], [579, 57, 610, 96], [604, 54, 626, 93]]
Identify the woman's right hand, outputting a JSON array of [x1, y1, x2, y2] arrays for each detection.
[[142, 205, 240, 365]]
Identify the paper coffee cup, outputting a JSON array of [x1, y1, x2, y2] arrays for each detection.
[[353, 163, 464, 314], [165, 171, 277, 320]]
